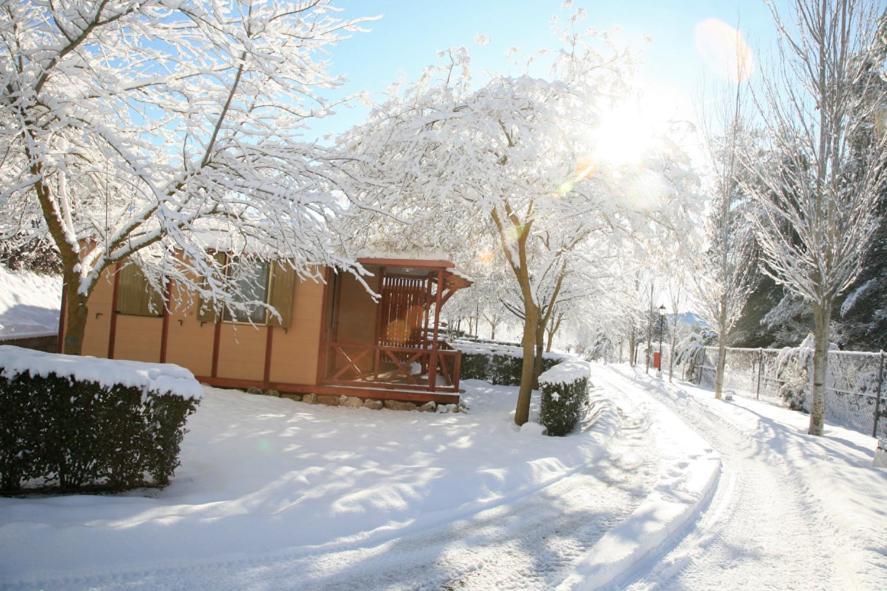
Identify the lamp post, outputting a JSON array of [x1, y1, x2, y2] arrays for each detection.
[[657, 305, 666, 376]]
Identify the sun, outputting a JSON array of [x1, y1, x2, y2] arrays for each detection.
[[591, 102, 656, 167]]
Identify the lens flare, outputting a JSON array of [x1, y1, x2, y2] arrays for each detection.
[[694, 18, 754, 82]]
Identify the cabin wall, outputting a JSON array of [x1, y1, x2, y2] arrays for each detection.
[[270, 277, 324, 385], [81, 271, 114, 358], [77, 265, 327, 388], [165, 283, 214, 376], [217, 324, 266, 381], [113, 315, 162, 362]]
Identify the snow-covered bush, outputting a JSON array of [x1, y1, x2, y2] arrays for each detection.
[[674, 330, 713, 383], [456, 341, 562, 385], [538, 360, 591, 436], [0, 347, 200, 493], [774, 334, 815, 410]]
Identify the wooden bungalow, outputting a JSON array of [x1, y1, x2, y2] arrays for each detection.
[[63, 256, 472, 404]]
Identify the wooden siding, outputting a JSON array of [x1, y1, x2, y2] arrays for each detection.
[[81, 272, 114, 358], [217, 324, 266, 382], [269, 276, 324, 385], [113, 315, 163, 362], [164, 282, 214, 376]]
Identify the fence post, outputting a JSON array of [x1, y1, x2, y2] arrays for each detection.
[[873, 350, 884, 438], [756, 347, 764, 400]]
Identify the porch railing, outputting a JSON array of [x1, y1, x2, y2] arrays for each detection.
[[324, 339, 461, 393]]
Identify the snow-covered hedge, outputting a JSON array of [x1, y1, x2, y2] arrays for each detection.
[[0, 346, 200, 493], [455, 340, 565, 385], [538, 359, 591, 436]]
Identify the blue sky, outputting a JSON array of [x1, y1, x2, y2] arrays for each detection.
[[308, 0, 782, 140]]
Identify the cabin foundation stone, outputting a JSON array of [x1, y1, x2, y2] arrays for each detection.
[[418, 401, 437, 412], [384, 400, 417, 411], [302, 393, 317, 404], [317, 395, 340, 406], [363, 399, 384, 410], [340, 396, 363, 408]]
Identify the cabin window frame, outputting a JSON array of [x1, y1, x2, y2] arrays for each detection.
[[114, 264, 165, 318], [221, 257, 273, 326]]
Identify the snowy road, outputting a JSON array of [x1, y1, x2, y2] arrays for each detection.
[[600, 366, 887, 591]]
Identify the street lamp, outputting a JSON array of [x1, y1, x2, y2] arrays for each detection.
[[657, 305, 666, 376]]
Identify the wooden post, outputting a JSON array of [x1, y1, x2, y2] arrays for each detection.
[[873, 350, 884, 438], [428, 269, 444, 391], [107, 263, 121, 359], [452, 351, 462, 393], [373, 267, 385, 379], [211, 320, 222, 378], [315, 268, 333, 385], [57, 281, 66, 353], [756, 347, 764, 400], [159, 279, 173, 363], [263, 325, 274, 388]]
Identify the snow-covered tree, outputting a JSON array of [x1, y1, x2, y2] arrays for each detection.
[[0, 0, 371, 354], [341, 47, 613, 422], [693, 51, 758, 399], [743, 0, 887, 435]]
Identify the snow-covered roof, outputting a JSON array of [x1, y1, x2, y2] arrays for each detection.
[[0, 266, 62, 339], [0, 346, 203, 400]]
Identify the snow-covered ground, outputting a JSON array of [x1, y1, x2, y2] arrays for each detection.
[[1, 365, 884, 590], [608, 365, 887, 591], [0, 378, 659, 590], [0, 266, 61, 339]]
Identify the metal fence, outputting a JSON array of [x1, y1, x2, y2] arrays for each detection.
[[681, 345, 886, 438]]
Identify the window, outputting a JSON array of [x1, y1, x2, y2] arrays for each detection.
[[222, 259, 271, 324], [196, 256, 296, 328], [115, 264, 163, 317]]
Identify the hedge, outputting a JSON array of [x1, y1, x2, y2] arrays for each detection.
[[456, 341, 563, 385], [0, 348, 200, 494], [454, 340, 590, 435]]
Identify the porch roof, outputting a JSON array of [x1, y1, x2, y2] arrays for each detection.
[[356, 256, 472, 289]]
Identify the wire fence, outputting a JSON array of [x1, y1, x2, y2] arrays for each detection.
[[649, 344, 886, 439]]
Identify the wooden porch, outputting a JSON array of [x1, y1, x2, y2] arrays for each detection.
[[318, 257, 471, 403]]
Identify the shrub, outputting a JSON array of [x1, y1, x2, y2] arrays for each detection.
[[774, 334, 816, 411], [0, 347, 200, 494], [538, 360, 591, 436], [457, 341, 562, 385]]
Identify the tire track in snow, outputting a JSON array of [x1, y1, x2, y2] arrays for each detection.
[[606, 367, 864, 591]]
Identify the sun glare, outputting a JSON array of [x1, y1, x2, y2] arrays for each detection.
[[591, 102, 657, 167], [694, 18, 754, 82]]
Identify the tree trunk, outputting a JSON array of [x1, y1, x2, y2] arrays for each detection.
[[714, 338, 727, 400], [532, 319, 545, 387], [62, 279, 89, 355], [668, 326, 677, 383], [809, 302, 831, 436], [490, 321, 497, 341], [515, 300, 538, 426], [645, 283, 653, 374], [545, 313, 562, 352], [628, 328, 637, 366]]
